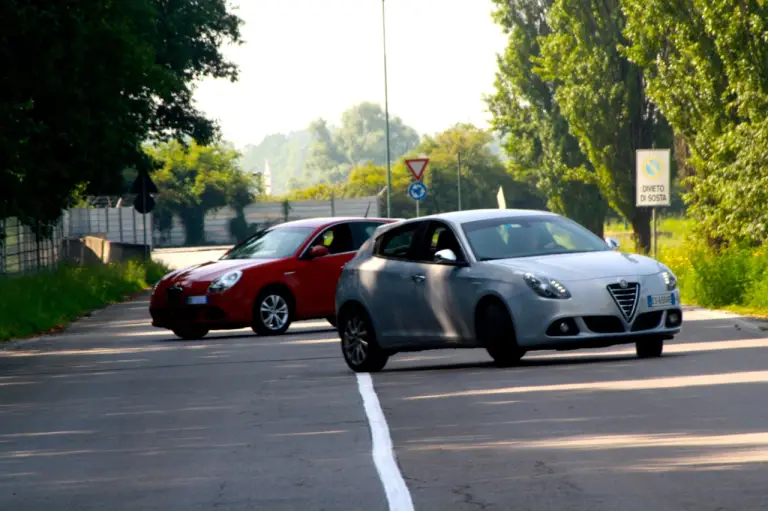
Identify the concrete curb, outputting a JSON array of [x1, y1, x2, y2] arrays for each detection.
[[682, 304, 768, 335]]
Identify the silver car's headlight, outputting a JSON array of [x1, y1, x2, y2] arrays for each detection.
[[523, 273, 571, 299], [661, 270, 677, 291], [208, 270, 243, 293]]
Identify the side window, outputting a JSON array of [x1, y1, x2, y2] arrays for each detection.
[[419, 221, 465, 262], [374, 223, 421, 260], [349, 221, 386, 250], [312, 223, 354, 255]]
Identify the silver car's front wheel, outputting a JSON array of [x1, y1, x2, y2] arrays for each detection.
[[479, 300, 525, 367], [252, 290, 292, 336], [340, 307, 388, 372]]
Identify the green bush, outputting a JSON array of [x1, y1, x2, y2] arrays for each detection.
[[660, 242, 768, 311], [0, 259, 169, 342]]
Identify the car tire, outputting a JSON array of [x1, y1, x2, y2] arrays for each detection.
[[480, 301, 525, 367], [252, 289, 292, 336], [339, 306, 388, 373], [326, 316, 337, 328], [172, 327, 209, 340], [636, 336, 664, 358]]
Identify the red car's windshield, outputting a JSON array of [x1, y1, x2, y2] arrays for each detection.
[[221, 227, 315, 260]]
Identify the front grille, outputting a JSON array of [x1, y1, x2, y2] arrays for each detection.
[[167, 286, 184, 306], [583, 315, 625, 333], [607, 282, 640, 320]]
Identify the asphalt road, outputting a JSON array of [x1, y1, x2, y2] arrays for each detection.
[[2, 251, 768, 509]]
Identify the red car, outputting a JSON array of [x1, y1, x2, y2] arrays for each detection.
[[150, 217, 396, 339]]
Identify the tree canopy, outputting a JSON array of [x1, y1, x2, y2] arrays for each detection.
[[148, 141, 258, 245], [282, 124, 543, 218], [0, 0, 242, 229], [621, 0, 768, 246], [487, 0, 609, 237]]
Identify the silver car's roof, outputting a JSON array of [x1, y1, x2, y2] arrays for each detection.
[[377, 208, 558, 232]]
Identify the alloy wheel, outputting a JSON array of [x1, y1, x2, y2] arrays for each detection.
[[343, 315, 369, 366], [260, 294, 289, 331]]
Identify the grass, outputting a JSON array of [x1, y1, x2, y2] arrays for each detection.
[[606, 216, 768, 319], [0, 259, 169, 343]]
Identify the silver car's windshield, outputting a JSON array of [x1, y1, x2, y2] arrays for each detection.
[[221, 227, 314, 259], [462, 216, 610, 261]]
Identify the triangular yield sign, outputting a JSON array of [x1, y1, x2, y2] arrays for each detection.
[[405, 158, 429, 181]]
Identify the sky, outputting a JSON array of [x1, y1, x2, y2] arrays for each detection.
[[192, 0, 508, 150]]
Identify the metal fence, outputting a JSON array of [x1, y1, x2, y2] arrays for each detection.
[[0, 196, 381, 274], [0, 217, 66, 275], [63, 207, 153, 246], [153, 196, 381, 247]]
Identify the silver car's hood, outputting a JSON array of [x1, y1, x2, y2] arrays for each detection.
[[487, 251, 663, 282]]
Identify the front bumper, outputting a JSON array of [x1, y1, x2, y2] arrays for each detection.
[[149, 282, 251, 330], [510, 274, 682, 349]]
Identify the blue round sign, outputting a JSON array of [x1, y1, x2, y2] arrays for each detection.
[[408, 181, 427, 201]]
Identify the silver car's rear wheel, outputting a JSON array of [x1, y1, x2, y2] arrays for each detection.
[[340, 307, 388, 372]]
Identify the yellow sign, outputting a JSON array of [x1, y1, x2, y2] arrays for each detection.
[[497, 186, 506, 209]]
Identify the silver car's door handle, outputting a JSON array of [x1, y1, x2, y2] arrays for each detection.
[[412, 274, 426, 283]]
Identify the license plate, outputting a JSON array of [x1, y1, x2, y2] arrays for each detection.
[[186, 296, 209, 305], [648, 294, 675, 308]]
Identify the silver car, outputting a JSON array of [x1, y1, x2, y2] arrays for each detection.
[[334, 209, 683, 372]]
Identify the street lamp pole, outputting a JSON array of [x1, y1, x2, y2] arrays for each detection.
[[382, 0, 392, 218]]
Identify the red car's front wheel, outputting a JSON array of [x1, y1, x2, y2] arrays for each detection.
[[252, 289, 292, 336]]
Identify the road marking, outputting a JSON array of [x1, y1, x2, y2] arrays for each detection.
[[356, 373, 415, 511]]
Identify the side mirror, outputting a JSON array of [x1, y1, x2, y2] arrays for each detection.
[[309, 245, 329, 259], [434, 249, 458, 264], [605, 237, 620, 250]]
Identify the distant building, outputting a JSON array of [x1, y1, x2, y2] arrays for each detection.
[[251, 159, 273, 197], [263, 159, 272, 196]]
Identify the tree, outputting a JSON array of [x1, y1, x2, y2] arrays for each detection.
[[0, 0, 242, 231], [335, 102, 420, 167], [304, 119, 350, 185], [534, 0, 673, 252], [414, 124, 545, 217], [148, 141, 258, 245], [240, 130, 312, 196], [621, 0, 768, 246], [297, 102, 420, 188], [487, 0, 609, 236]]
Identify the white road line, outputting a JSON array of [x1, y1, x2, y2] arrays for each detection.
[[356, 373, 415, 511]]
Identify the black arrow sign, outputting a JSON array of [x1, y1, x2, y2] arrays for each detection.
[[132, 168, 158, 214]]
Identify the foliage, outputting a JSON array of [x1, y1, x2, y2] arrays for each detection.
[[487, 0, 609, 236], [605, 216, 768, 315], [0, 259, 169, 342], [147, 140, 259, 245], [281, 124, 544, 218], [0, 0, 242, 232], [240, 130, 312, 196], [415, 124, 544, 216], [621, 0, 768, 247], [532, 0, 674, 253], [300, 102, 420, 188]]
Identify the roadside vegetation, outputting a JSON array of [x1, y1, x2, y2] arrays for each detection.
[[607, 217, 768, 318], [0, 260, 169, 342]]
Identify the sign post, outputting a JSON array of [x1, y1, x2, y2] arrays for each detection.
[[131, 168, 158, 260], [406, 158, 429, 217], [635, 149, 671, 259]]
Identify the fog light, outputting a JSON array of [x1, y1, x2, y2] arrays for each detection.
[[669, 313, 679, 324], [559, 322, 570, 333]]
